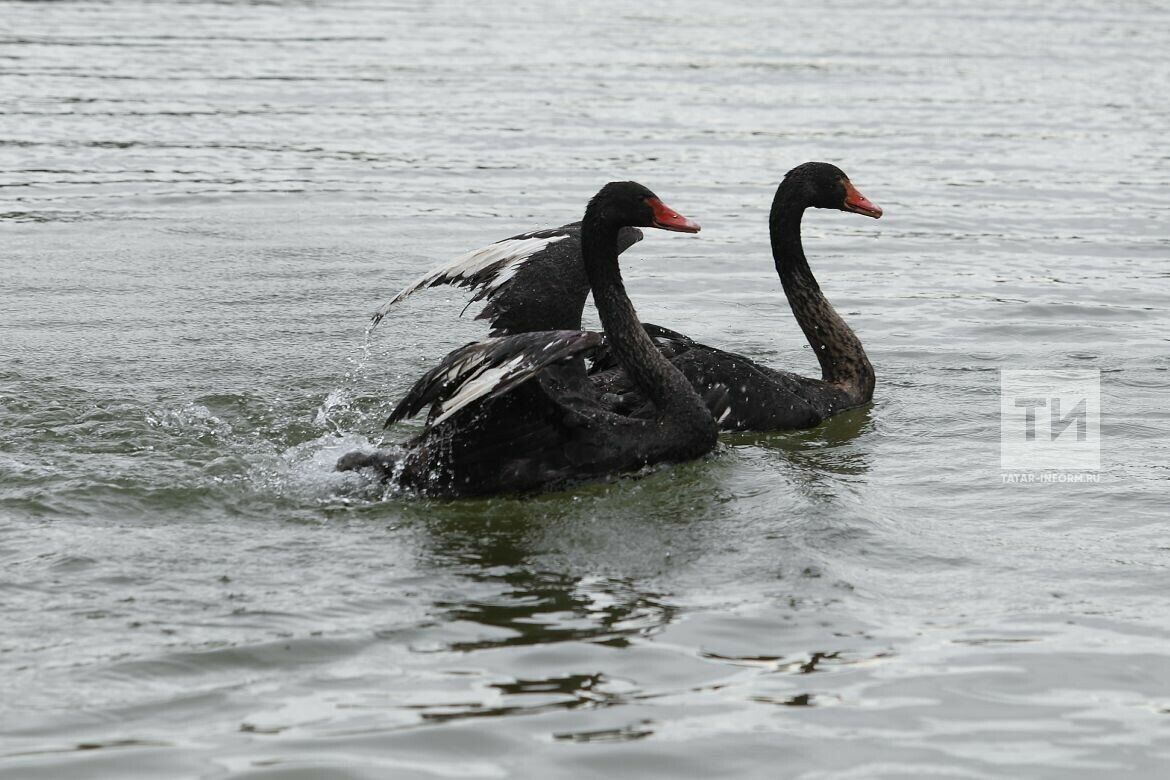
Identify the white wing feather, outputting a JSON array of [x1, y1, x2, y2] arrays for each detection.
[[370, 235, 568, 328], [432, 355, 528, 425]]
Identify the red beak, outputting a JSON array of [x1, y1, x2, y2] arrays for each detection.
[[842, 180, 883, 219], [647, 197, 701, 233]]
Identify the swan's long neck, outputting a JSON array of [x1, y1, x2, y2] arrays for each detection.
[[581, 215, 709, 422], [769, 186, 874, 403]]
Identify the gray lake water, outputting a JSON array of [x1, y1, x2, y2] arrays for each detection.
[[2, 1, 1169, 777]]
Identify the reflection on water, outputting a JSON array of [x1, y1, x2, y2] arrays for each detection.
[[727, 405, 874, 477], [437, 571, 678, 652], [416, 672, 620, 725]]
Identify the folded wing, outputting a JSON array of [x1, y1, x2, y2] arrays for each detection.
[[386, 330, 606, 428]]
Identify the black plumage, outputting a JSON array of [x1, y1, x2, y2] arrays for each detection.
[[367, 162, 883, 432], [340, 182, 722, 497], [371, 223, 642, 336]]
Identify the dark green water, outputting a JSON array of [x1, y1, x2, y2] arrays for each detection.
[[2, 1, 1169, 777]]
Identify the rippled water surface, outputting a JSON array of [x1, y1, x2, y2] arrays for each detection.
[[3, 1, 1170, 777]]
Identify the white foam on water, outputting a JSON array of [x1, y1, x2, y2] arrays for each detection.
[[146, 402, 233, 439], [247, 430, 386, 504]]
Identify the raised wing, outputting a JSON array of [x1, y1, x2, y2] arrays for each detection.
[[386, 330, 606, 428], [370, 225, 578, 329], [370, 224, 643, 335]]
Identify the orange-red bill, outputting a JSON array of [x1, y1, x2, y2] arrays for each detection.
[[647, 197, 701, 233], [842, 180, 883, 219]]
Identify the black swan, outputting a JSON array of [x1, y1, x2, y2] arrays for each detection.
[[369, 162, 882, 431], [339, 182, 726, 497]]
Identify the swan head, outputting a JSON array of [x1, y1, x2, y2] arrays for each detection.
[[785, 162, 883, 219], [587, 181, 701, 234]]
